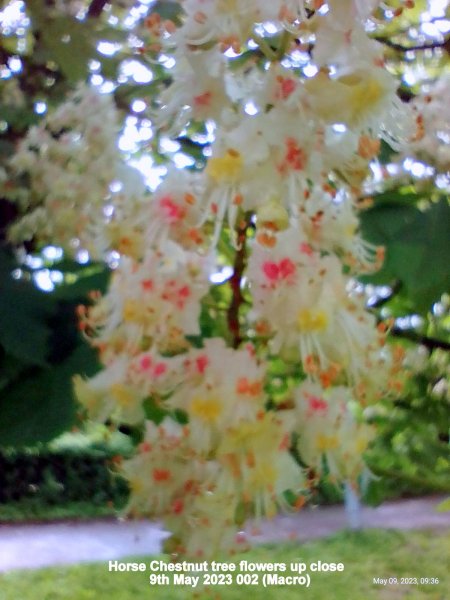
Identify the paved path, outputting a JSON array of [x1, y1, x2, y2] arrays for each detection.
[[0, 495, 448, 572]]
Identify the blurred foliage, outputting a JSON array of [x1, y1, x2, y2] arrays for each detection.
[[0, 248, 109, 446], [364, 345, 450, 502]]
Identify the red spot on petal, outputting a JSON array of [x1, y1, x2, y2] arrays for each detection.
[[196, 355, 208, 374], [279, 78, 296, 99], [193, 91, 212, 107], [300, 242, 314, 256], [139, 442, 152, 453], [178, 285, 190, 298], [171, 498, 184, 514], [153, 468, 171, 482], [142, 279, 153, 291]]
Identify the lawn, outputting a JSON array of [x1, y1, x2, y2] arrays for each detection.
[[1, 529, 448, 599]]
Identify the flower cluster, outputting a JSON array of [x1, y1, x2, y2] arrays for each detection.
[[408, 74, 450, 173], [294, 381, 375, 482], [7, 0, 417, 558], [117, 340, 302, 557], [4, 83, 146, 259]]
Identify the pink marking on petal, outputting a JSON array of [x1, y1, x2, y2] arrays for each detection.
[[153, 362, 167, 377], [308, 395, 328, 413], [245, 343, 256, 358], [262, 261, 279, 281], [279, 258, 296, 279], [139, 442, 152, 453], [140, 355, 153, 370], [159, 196, 186, 223]]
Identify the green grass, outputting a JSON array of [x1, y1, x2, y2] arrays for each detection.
[[1, 529, 449, 599]]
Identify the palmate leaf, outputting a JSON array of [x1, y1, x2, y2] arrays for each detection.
[[360, 197, 450, 313], [52, 264, 110, 301], [0, 343, 100, 448], [0, 251, 54, 366], [0, 354, 26, 393], [0, 251, 104, 446], [26, 0, 96, 82], [27, 1, 119, 84]]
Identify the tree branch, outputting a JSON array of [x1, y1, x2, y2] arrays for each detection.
[[389, 327, 450, 352], [367, 280, 402, 309], [367, 282, 450, 351], [227, 218, 249, 349], [367, 464, 450, 492], [374, 36, 450, 54], [87, 0, 111, 18]]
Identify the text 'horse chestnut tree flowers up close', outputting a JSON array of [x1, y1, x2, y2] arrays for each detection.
[[7, 0, 420, 559]]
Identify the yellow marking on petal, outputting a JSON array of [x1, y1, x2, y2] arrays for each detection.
[[190, 395, 223, 423], [297, 309, 329, 332], [257, 200, 289, 231], [111, 384, 134, 407], [356, 437, 368, 453], [122, 299, 142, 323], [251, 463, 277, 487], [206, 149, 243, 183], [129, 477, 144, 495], [346, 77, 384, 123], [345, 223, 357, 238], [316, 434, 339, 451]]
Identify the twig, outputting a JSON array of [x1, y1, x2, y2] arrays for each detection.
[[367, 282, 450, 351], [389, 328, 450, 352], [374, 36, 450, 53], [227, 219, 249, 348], [252, 34, 278, 61], [87, 0, 110, 18], [368, 280, 402, 309]]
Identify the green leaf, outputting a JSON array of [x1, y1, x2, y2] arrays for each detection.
[[116, 81, 163, 101], [0, 343, 100, 448], [360, 202, 420, 245], [142, 396, 168, 425], [360, 199, 450, 313], [151, 1, 184, 23], [0, 105, 39, 131], [0, 253, 54, 366], [0, 355, 26, 393], [27, 3, 96, 83], [378, 139, 397, 164], [52, 266, 110, 301], [41, 18, 95, 82]]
